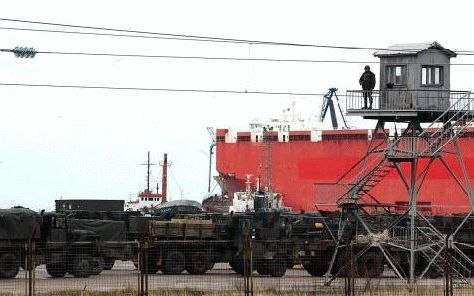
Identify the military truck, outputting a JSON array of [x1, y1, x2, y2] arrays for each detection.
[[0, 207, 136, 279], [39, 212, 135, 277]]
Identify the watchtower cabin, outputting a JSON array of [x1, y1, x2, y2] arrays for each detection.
[[346, 42, 470, 122]]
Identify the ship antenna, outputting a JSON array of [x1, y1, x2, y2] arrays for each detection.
[[245, 174, 252, 196], [141, 151, 156, 193]]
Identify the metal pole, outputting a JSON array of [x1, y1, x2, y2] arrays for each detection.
[[409, 159, 418, 286], [27, 240, 34, 296], [250, 231, 254, 296], [24, 243, 27, 296], [344, 241, 355, 296], [444, 235, 453, 296], [244, 232, 248, 296], [138, 241, 146, 296], [144, 241, 148, 296], [208, 145, 214, 193]]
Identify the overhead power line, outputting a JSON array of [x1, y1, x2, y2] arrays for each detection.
[[2, 17, 474, 55], [0, 26, 214, 43], [0, 48, 378, 64], [3, 48, 474, 66], [0, 82, 330, 96]]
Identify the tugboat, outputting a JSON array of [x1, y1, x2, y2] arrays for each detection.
[[228, 175, 286, 213], [125, 152, 168, 212]]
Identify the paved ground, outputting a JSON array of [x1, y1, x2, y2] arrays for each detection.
[[1, 262, 469, 295]]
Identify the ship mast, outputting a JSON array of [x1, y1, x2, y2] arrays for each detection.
[[161, 153, 168, 203], [263, 127, 273, 200], [141, 151, 156, 193]]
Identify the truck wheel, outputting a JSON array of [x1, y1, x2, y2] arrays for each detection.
[[357, 252, 384, 278], [46, 263, 66, 278], [186, 252, 210, 275], [256, 261, 269, 276], [0, 253, 19, 279], [143, 254, 160, 274], [287, 260, 295, 269], [103, 257, 115, 270], [268, 258, 287, 277], [230, 257, 253, 276], [91, 257, 104, 275], [163, 251, 185, 274], [206, 262, 215, 271], [72, 254, 93, 278], [303, 260, 328, 277]]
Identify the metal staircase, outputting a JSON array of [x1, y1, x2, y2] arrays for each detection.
[[347, 161, 395, 200], [420, 92, 474, 156], [387, 92, 474, 158], [391, 225, 472, 283], [419, 245, 472, 284], [331, 152, 394, 203]]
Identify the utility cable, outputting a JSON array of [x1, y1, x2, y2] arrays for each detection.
[[1, 17, 474, 55], [0, 26, 214, 43], [3, 48, 474, 66], [0, 82, 331, 96], [0, 48, 379, 64]]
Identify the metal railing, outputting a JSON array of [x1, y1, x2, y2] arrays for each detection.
[[346, 89, 472, 112]]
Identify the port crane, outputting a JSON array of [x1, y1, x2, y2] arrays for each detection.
[[319, 88, 349, 129]]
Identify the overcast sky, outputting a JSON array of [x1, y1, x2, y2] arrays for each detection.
[[1, 0, 474, 211]]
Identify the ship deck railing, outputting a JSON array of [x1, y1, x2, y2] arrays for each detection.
[[346, 89, 472, 121]]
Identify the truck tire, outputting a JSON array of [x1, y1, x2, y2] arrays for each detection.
[[230, 256, 253, 276], [72, 254, 93, 278], [103, 257, 115, 270], [163, 251, 185, 274], [268, 257, 287, 277], [357, 252, 384, 278], [303, 260, 328, 277], [287, 260, 295, 269], [91, 257, 104, 275], [0, 253, 19, 279], [46, 263, 66, 278], [144, 254, 159, 274], [256, 261, 270, 276], [206, 262, 215, 271], [186, 252, 210, 275]]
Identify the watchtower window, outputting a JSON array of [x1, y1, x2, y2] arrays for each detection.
[[386, 65, 407, 86], [421, 66, 443, 86]]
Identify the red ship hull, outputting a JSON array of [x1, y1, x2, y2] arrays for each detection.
[[215, 128, 474, 215]]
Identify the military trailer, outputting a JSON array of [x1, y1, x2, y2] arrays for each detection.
[[137, 211, 329, 277], [0, 207, 41, 278]]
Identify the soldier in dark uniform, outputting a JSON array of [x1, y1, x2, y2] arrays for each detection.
[[359, 65, 376, 109]]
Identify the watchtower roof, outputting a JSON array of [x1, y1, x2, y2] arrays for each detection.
[[374, 42, 457, 58]]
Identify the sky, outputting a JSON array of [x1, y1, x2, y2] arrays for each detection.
[[1, 0, 474, 211]]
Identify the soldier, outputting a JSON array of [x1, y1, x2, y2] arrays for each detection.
[[359, 65, 376, 109]]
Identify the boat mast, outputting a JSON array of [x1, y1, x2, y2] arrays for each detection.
[[161, 153, 168, 203], [141, 151, 156, 193]]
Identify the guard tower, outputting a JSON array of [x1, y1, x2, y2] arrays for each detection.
[[347, 42, 462, 121], [319, 42, 474, 286]]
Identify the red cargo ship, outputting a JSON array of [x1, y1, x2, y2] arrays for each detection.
[[215, 104, 474, 215]]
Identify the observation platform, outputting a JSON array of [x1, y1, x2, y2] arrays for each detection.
[[346, 89, 472, 122]]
